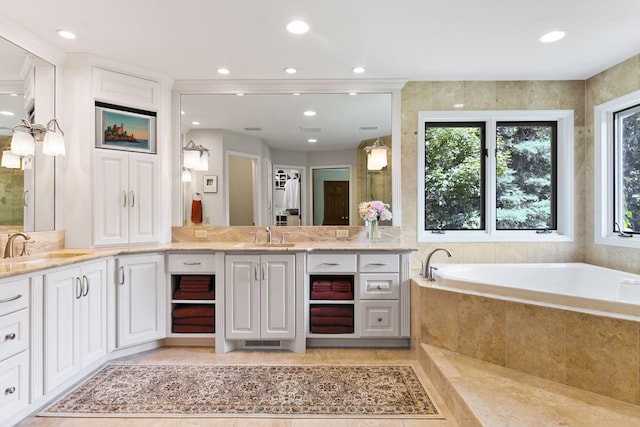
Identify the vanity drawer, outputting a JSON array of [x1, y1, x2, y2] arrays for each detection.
[[359, 254, 399, 273], [307, 254, 357, 273], [0, 309, 28, 362], [0, 279, 29, 317], [0, 350, 29, 423], [359, 274, 399, 299], [167, 253, 216, 273], [359, 300, 399, 337]]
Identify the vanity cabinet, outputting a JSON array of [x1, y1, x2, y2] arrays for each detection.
[[225, 254, 295, 340], [93, 150, 159, 246], [0, 277, 30, 424], [44, 260, 107, 393], [116, 254, 166, 348]]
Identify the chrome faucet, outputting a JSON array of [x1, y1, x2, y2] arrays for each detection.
[[3, 232, 31, 259], [266, 226, 272, 244], [423, 248, 452, 281]]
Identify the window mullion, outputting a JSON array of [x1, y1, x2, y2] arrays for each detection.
[[486, 120, 497, 235]]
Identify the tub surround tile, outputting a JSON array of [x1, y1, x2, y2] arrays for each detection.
[[565, 313, 639, 404], [506, 303, 566, 383], [421, 287, 459, 352], [456, 294, 506, 366]]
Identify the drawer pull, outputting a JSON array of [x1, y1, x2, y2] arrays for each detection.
[[368, 263, 388, 266], [321, 262, 339, 266], [377, 285, 383, 289], [5, 333, 16, 341], [183, 262, 202, 266], [5, 386, 16, 395], [377, 318, 383, 322], [0, 294, 21, 304]]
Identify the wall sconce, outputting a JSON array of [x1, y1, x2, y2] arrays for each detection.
[[1, 150, 21, 169], [10, 118, 65, 157], [364, 138, 389, 171], [181, 167, 192, 182], [182, 140, 210, 171]]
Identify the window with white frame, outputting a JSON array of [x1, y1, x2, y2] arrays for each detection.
[[595, 89, 640, 247], [418, 111, 574, 243]]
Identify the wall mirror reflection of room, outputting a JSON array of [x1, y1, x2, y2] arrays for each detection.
[[274, 168, 301, 226]]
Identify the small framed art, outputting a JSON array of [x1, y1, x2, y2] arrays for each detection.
[[203, 175, 218, 193]]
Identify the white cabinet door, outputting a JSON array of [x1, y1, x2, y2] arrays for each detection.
[[44, 261, 108, 393], [128, 153, 158, 244], [225, 254, 295, 340], [93, 151, 158, 246], [225, 255, 260, 339], [79, 261, 108, 367], [44, 266, 81, 393], [261, 255, 295, 339], [117, 254, 166, 348], [93, 150, 129, 246]]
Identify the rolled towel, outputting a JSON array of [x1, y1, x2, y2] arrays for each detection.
[[173, 324, 214, 333], [172, 305, 214, 318], [173, 316, 214, 325], [310, 306, 353, 317], [310, 316, 353, 326]]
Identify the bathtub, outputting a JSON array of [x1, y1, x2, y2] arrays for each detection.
[[431, 262, 640, 320]]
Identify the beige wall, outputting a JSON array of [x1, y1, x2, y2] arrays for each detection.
[[401, 54, 640, 274], [584, 55, 640, 273], [401, 80, 587, 273]]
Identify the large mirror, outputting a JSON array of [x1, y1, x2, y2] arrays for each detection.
[[177, 88, 399, 227], [0, 36, 56, 232]]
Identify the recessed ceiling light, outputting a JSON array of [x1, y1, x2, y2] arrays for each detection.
[[287, 20, 309, 34], [348, 92, 358, 96], [284, 67, 297, 74], [292, 93, 301, 96], [352, 66, 365, 74], [57, 29, 76, 39], [308, 138, 317, 143], [540, 30, 566, 43], [236, 92, 244, 96], [0, 111, 15, 116], [303, 110, 316, 117], [192, 121, 200, 125], [453, 103, 464, 108], [181, 111, 185, 115], [217, 68, 230, 75], [9, 93, 18, 97]]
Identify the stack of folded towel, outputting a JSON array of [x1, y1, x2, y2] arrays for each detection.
[[310, 279, 353, 300], [310, 305, 354, 334], [174, 276, 214, 300], [172, 304, 214, 333]]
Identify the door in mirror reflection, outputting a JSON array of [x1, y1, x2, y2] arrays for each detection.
[[312, 167, 350, 225]]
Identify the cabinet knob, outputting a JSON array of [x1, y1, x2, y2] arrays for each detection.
[[377, 285, 383, 289], [5, 386, 16, 395], [377, 318, 383, 322], [5, 333, 16, 341]]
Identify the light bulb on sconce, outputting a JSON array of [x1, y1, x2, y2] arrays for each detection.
[[1, 150, 21, 169], [9, 118, 65, 157], [364, 138, 389, 171], [181, 167, 192, 182]]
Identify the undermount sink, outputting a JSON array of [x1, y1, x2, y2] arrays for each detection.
[[233, 242, 296, 248], [9, 251, 91, 265]]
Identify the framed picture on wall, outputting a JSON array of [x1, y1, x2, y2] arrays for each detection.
[[203, 175, 218, 193], [95, 101, 157, 153]]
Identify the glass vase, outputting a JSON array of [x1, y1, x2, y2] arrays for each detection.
[[369, 220, 381, 239]]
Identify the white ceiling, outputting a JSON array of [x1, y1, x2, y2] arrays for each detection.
[[1, 0, 639, 150]]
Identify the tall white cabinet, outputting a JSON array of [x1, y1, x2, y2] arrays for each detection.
[[225, 254, 295, 340], [43, 260, 107, 393], [93, 150, 159, 246]]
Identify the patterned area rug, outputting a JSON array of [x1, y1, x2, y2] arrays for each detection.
[[40, 364, 440, 418]]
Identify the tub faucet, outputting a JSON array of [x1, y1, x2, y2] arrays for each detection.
[[423, 248, 452, 281], [3, 232, 31, 259]]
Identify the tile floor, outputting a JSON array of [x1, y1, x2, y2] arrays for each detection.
[[17, 347, 458, 427]]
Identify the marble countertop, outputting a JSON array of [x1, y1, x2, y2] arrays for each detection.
[[0, 240, 416, 279]]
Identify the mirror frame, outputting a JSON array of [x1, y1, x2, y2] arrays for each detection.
[[172, 79, 406, 227]]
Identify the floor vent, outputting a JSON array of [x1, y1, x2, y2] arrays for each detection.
[[244, 340, 281, 347]]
